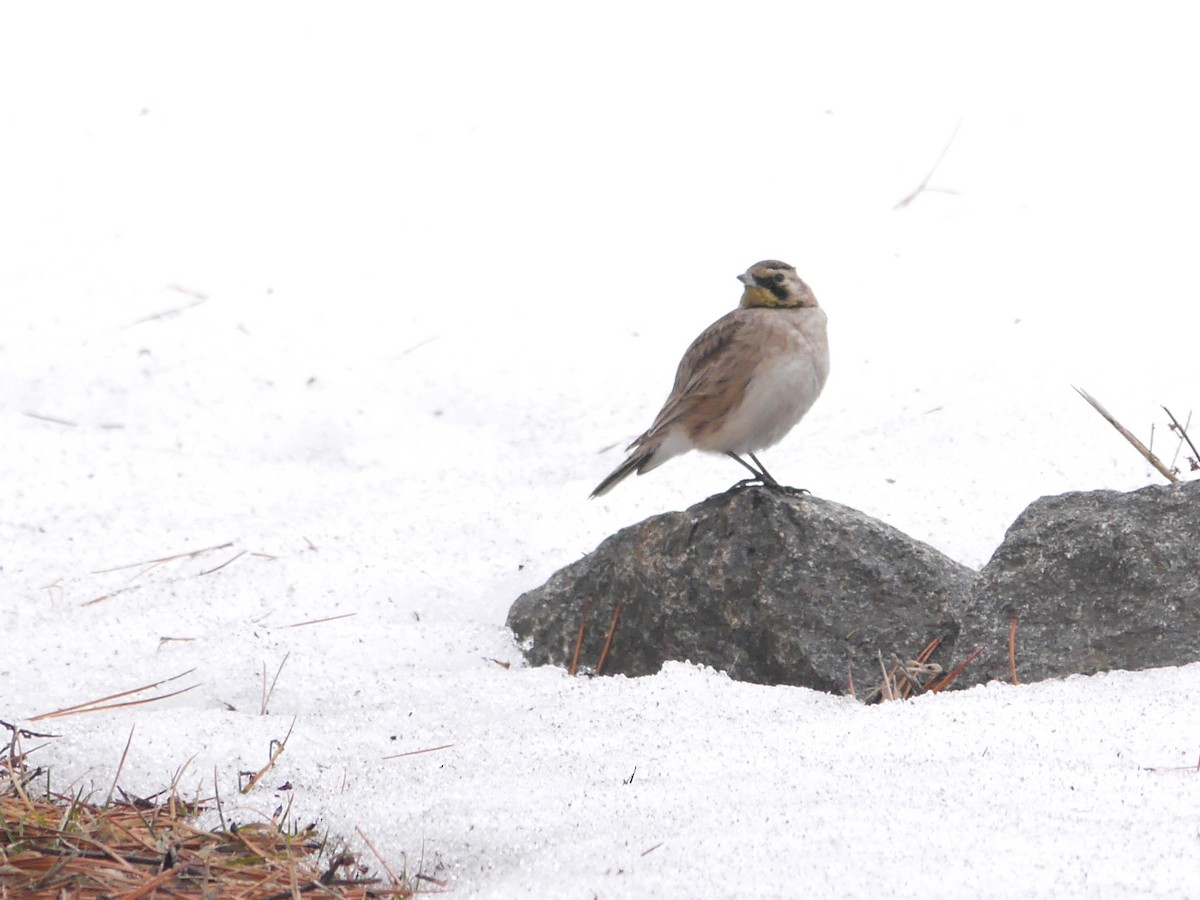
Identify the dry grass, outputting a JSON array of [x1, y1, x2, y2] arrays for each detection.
[[1075, 388, 1197, 483], [858, 637, 987, 703], [1, 730, 417, 899]]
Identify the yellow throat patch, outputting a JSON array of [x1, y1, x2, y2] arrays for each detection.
[[740, 284, 799, 309]]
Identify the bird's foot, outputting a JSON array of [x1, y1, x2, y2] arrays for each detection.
[[774, 483, 811, 496], [728, 477, 809, 495], [724, 453, 808, 495]]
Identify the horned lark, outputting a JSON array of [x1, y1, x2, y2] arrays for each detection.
[[591, 260, 829, 497]]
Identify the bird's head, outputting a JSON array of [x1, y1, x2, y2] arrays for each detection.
[[737, 260, 817, 309]]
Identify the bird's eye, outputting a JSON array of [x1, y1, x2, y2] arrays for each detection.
[[772, 273, 786, 284]]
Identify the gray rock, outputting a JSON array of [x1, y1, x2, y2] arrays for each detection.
[[960, 479, 1200, 686], [508, 486, 977, 694]]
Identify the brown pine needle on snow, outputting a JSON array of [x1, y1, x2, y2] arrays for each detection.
[[30, 670, 200, 721], [91, 541, 236, 580], [198, 549, 247, 576], [284, 612, 357, 628], [261, 653, 290, 715], [104, 726, 136, 808], [240, 718, 296, 794], [23, 411, 78, 427], [127, 291, 207, 326], [356, 826, 405, 888], [382, 743, 454, 761], [82, 585, 144, 607]]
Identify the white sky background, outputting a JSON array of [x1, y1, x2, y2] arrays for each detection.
[[3, 4, 1200, 897]]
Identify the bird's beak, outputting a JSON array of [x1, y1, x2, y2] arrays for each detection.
[[737, 272, 753, 285]]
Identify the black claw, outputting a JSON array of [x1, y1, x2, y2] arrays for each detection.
[[727, 477, 809, 495], [724, 451, 808, 495]]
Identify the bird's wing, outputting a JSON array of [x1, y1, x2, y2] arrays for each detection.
[[633, 309, 754, 446]]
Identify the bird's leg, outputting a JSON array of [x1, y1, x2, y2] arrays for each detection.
[[726, 452, 779, 490], [726, 451, 766, 480], [746, 453, 780, 487], [726, 452, 809, 494]]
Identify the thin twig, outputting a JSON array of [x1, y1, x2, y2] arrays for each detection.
[[877, 651, 896, 702], [198, 550, 247, 576], [4, 744, 35, 811], [241, 718, 296, 794], [382, 743, 454, 761], [23, 411, 78, 427], [0, 719, 58, 740], [33, 684, 200, 720], [128, 296, 206, 326], [284, 612, 357, 628], [120, 859, 182, 899], [106, 726, 136, 808], [213, 766, 227, 831], [569, 596, 591, 676], [91, 542, 235, 576], [286, 848, 302, 900], [162, 754, 197, 827], [595, 602, 623, 675], [232, 823, 272, 858], [899, 638, 941, 699], [1008, 616, 1020, 686], [926, 646, 986, 693], [399, 335, 439, 357], [894, 119, 963, 209], [30, 670, 198, 721], [83, 585, 142, 607], [356, 826, 403, 886], [1074, 387, 1180, 483], [261, 653, 290, 716], [891, 656, 918, 699], [1163, 406, 1199, 472], [157, 635, 197, 648]]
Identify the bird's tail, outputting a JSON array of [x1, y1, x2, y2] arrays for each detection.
[[590, 447, 655, 498]]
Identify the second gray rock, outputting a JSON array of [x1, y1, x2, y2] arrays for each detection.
[[960, 479, 1200, 686]]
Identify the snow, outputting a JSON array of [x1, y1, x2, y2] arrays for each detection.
[[4, 4, 1200, 897]]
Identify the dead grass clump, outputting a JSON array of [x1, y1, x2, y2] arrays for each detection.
[[1074, 389, 1196, 483], [855, 637, 988, 703], [1, 730, 415, 899]]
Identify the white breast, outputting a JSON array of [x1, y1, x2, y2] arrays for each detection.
[[699, 309, 829, 454]]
